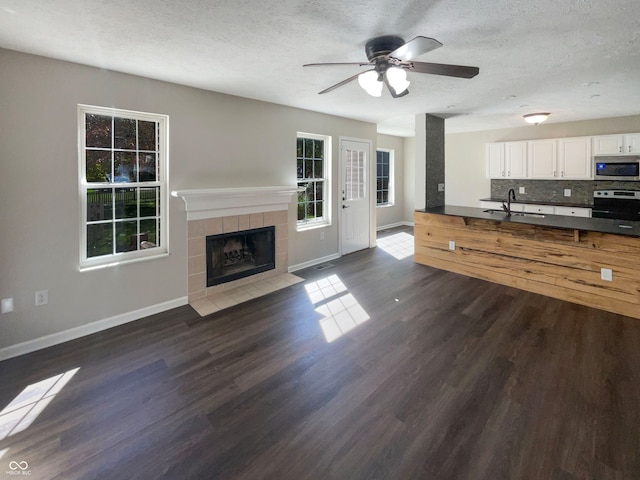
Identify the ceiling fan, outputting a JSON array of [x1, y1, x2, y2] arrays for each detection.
[[303, 35, 479, 98]]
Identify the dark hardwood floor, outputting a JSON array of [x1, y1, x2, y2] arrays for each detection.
[[1, 226, 639, 480]]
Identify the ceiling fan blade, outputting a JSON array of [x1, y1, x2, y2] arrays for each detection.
[[317, 69, 374, 94], [408, 61, 479, 78], [382, 75, 409, 98], [303, 62, 372, 67], [389, 36, 442, 61]]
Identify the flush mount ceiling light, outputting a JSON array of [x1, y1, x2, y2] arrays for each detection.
[[523, 113, 550, 125]]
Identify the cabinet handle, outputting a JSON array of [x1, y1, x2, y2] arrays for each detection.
[[630, 145, 632, 153], [620, 146, 623, 153], [502, 171, 505, 177], [507, 171, 511, 176], [561, 171, 564, 177]]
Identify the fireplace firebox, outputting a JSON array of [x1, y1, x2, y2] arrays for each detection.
[[205, 226, 275, 287]]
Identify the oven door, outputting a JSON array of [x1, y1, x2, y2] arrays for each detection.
[[592, 197, 640, 220]]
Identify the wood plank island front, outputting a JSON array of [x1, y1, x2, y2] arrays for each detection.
[[414, 206, 640, 320]]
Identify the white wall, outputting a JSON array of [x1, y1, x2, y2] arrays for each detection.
[[445, 115, 640, 207], [0, 49, 377, 353], [375, 134, 405, 228]]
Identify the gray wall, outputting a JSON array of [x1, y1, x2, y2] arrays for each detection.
[[0, 48, 377, 351], [375, 133, 405, 228], [445, 115, 640, 207]]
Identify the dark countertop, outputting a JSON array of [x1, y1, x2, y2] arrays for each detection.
[[480, 197, 592, 208], [417, 205, 640, 237]]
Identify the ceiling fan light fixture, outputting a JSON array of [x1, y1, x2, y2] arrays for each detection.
[[523, 112, 550, 125], [358, 70, 383, 97], [386, 67, 410, 95]]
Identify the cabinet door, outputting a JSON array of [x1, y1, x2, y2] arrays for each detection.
[[523, 204, 555, 214], [527, 139, 557, 178], [592, 135, 624, 155], [554, 206, 591, 217], [504, 141, 527, 178], [624, 134, 640, 154], [486, 143, 505, 178], [559, 137, 592, 179]]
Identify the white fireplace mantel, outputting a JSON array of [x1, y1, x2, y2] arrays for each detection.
[[171, 186, 301, 220]]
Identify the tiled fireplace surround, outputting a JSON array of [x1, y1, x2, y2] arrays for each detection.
[[186, 210, 288, 302], [172, 187, 299, 305]]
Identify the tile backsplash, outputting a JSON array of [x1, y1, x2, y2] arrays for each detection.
[[491, 179, 640, 205]]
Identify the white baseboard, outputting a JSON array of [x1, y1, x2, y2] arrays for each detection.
[[0, 296, 189, 361], [288, 253, 342, 273], [376, 221, 414, 231]]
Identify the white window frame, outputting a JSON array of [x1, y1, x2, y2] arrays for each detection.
[[296, 132, 331, 231], [78, 105, 169, 271], [376, 149, 394, 207]]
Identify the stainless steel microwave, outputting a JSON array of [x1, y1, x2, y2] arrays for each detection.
[[593, 156, 640, 180]]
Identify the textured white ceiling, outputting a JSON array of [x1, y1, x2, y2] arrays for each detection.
[[1, 0, 639, 136]]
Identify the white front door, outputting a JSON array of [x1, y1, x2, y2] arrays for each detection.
[[340, 138, 372, 255]]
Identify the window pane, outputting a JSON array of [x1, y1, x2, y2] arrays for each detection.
[[314, 160, 323, 178], [114, 117, 137, 150], [139, 187, 158, 217], [304, 160, 313, 178], [304, 138, 313, 158], [87, 189, 113, 221], [315, 182, 323, 201], [306, 202, 316, 219], [297, 138, 303, 157], [86, 150, 111, 183], [140, 219, 158, 247], [297, 203, 305, 221], [382, 191, 389, 204], [114, 152, 136, 182], [138, 120, 156, 151], [313, 139, 323, 159], [139, 153, 157, 182], [115, 188, 138, 219], [115, 221, 138, 253], [381, 178, 389, 190], [315, 201, 323, 218], [297, 159, 303, 179], [86, 114, 112, 148], [87, 224, 113, 258]]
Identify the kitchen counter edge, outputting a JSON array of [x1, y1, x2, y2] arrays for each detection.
[[416, 206, 640, 237]]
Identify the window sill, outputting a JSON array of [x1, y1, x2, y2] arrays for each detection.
[[296, 221, 331, 232], [376, 203, 395, 208], [80, 250, 169, 272]]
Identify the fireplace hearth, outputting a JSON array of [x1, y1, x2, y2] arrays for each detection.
[[206, 226, 275, 287]]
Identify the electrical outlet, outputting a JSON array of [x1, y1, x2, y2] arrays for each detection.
[[35, 289, 48, 306], [601, 268, 613, 282], [448, 240, 455, 251], [438, 183, 445, 192], [564, 189, 572, 197], [1, 298, 13, 314], [519, 186, 526, 194]]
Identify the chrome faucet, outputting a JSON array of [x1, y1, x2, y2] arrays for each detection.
[[502, 188, 516, 215]]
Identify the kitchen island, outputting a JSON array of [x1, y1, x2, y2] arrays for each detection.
[[414, 206, 640, 319]]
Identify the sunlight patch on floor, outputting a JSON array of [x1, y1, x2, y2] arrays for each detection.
[[0, 368, 80, 441], [305, 274, 370, 342], [376, 231, 414, 260]]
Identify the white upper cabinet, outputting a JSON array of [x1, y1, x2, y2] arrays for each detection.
[[592, 134, 640, 155], [504, 141, 527, 178], [527, 139, 557, 178], [558, 137, 592, 179], [486, 143, 505, 178]]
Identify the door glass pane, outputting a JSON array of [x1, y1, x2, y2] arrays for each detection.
[[344, 149, 365, 200]]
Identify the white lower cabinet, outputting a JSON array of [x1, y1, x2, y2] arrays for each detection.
[[524, 204, 555, 214], [553, 206, 592, 217]]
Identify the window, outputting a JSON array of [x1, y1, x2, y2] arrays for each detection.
[[297, 133, 331, 229], [376, 149, 394, 206], [78, 105, 169, 269]]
